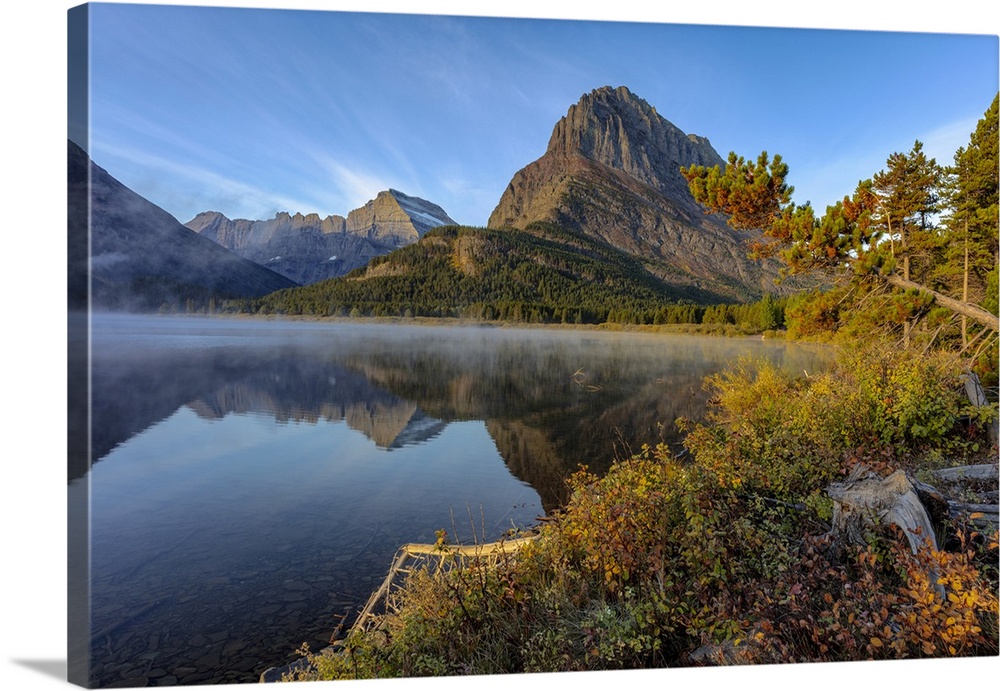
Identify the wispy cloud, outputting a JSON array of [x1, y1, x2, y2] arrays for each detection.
[[776, 110, 983, 215], [91, 142, 324, 221], [918, 116, 979, 166], [314, 156, 395, 211]]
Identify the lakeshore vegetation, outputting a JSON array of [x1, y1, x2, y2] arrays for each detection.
[[294, 344, 996, 679], [277, 95, 999, 678]]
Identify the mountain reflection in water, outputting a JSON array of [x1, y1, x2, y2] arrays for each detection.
[[75, 314, 833, 686]]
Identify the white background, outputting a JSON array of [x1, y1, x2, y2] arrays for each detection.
[[2, 1, 998, 690]]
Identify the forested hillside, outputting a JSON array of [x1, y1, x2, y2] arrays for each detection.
[[231, 222, 748, 324]]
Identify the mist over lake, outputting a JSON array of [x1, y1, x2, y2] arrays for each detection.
[[74, 314, 833, 685]]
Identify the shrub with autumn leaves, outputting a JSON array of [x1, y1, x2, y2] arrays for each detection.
[[742, 526, 998, 663], [296, 345, 997, 681]]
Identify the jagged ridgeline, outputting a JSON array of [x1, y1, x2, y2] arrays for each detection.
[[489, 85, 788, 298], [234, 86, 792, 321], [232, 222, 715, 323], [185, 189, 457, 286]]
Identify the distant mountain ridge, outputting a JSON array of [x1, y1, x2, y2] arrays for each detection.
[[67, 139, 297, 311], [185, 189, 456, 285], [244, 86, 793, 320], [489, 85, 785, 300], [71, 86, 790, 317]]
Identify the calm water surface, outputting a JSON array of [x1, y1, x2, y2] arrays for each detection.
[[74, 314, 833, 686]]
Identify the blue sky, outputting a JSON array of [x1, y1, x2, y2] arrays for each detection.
[[80, 2, 999, 228]]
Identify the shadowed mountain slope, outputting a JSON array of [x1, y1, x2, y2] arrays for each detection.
[[68, 139, 297, 311]]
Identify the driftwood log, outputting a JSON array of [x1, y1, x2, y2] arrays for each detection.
[[949, 502, 1000, 529], [347, 536, 539, 639], [931, 462, 1000, 530], [260, 537, 540, 682], [932, 463, 999, 483]]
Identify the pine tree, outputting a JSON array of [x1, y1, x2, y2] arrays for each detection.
[[941, 94, 999, 345], [681, 119, 997, 335], [871, 141, 944, 287], [870, 141, 944, 345]]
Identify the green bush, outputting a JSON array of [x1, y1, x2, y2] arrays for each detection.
[[683, 343, 992, 494]]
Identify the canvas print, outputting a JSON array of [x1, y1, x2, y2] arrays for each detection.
[[67, 2, 999, 688]]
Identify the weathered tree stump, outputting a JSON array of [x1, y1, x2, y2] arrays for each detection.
[[827, 467, 939, 554], [827, 467, 946, 599], [826, 459, 1000, 600]]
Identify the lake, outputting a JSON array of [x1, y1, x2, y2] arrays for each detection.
[[71, 314, 833, 686]]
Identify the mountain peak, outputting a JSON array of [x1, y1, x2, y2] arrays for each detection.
[[187, 189, 456, 286], [348, 189, 456, 242], [545, 86, 723, 193], [487, 87, 784, 300]]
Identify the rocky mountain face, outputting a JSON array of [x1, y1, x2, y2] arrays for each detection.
[[67, 140, 297, 312], [488, 86, 784, 300], [185, 189, 456, 285]]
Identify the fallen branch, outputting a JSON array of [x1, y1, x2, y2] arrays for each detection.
[[948, 501, 1000, 529], [885, 274, 999, 332], [931, 464, 999, 483], [348, 536, 539, 636]]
